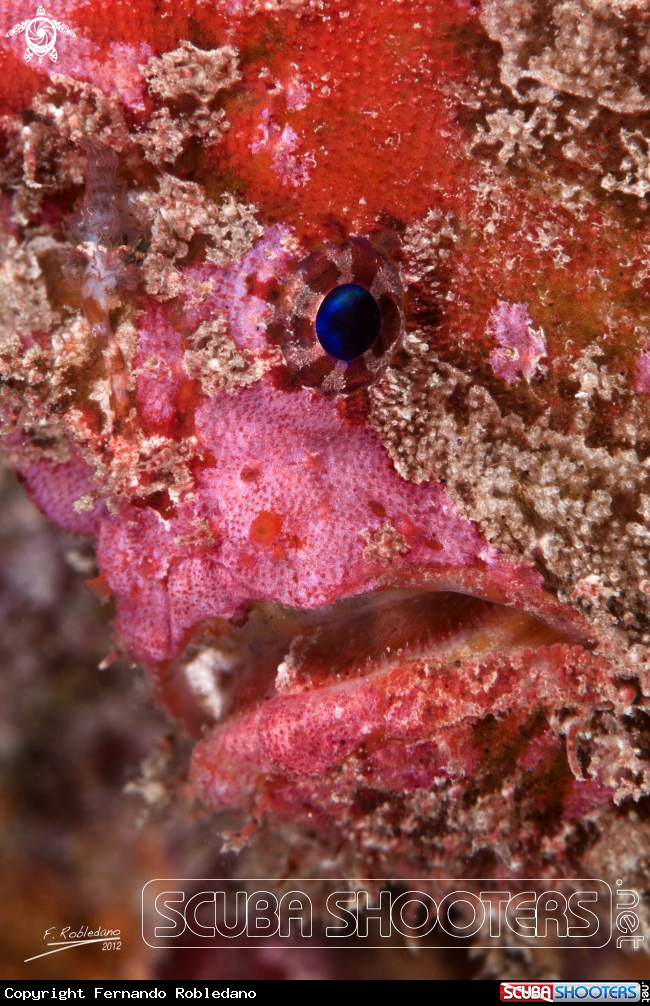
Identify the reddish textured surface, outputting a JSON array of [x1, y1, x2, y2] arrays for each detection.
[[635, 347, 650, 395], [1, 469, 645, 979], [4, 0, 650, 904], [96, 375, 556, 662], [16, 454, 103, 536], [192, 643, 615, 812]]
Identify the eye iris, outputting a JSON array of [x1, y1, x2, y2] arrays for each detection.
[[315, 283, 382, 361], [277, 238, 404, 395]]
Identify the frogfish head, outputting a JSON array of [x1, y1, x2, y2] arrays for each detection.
[[2, 0, 650, 880]]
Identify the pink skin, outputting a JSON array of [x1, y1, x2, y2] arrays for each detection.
[[23, 368, 589, 667], [19, 237, 585, 668], [16, 454, 104, 536], [191, 644, 620, 817], [15, 235, 605, 843], [488, 301, 546, 385], [183, 225, 297, 351], [98, 371, 520, 662], [134, 301, 188, 431], [635, 346, 650, 393], [3, 4, 648, 884]]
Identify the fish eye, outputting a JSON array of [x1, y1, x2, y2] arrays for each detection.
[[275, 237, 404, 395], [315, 284, 382, 361]]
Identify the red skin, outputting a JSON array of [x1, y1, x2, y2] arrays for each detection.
[[3, 0, 650, 876], [191, 645, 618, 811]]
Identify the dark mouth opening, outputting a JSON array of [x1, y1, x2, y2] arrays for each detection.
[[159, 588, 582, 735]]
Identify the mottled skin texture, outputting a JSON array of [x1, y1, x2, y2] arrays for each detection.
[[3, 0, 650, 915]]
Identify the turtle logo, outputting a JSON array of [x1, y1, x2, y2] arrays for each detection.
[[5, 6, 76, 64]]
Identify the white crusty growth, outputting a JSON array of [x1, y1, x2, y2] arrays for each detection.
[[142, 41, 241, 103], [134, 174, 263, 300], [184, 317, 282, 397], [138, 41, 242, 166]]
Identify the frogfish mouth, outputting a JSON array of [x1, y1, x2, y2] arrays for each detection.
[[2, 0, 650, 880]]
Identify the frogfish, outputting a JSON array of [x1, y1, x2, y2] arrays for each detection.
[[3, 0, 650, 898]]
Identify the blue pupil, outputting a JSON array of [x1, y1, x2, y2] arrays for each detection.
[[315, 283, 381, 361]]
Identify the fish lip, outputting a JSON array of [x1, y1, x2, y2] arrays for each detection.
[[157, 562, 596, 738]]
